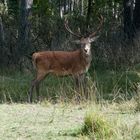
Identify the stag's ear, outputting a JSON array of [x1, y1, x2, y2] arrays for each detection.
[[71, 40, 81, 44], [89, 36, 99, 43]]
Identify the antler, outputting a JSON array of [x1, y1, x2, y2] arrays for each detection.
[[64, 18, 82, 38], [88, 15, 104, 38]]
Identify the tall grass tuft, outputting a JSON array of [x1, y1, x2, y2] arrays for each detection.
[[81, 111, 114, 139], [134, 83, 140, 111]]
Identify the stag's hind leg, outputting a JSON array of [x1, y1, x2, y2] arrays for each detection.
[[28, 71, 47, 103]]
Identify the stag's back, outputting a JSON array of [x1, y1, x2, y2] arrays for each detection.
[[32, 50, 91, 76]]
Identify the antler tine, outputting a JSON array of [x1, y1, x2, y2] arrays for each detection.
[[64, 18, 82, 38], [89, 15, 104, 38]]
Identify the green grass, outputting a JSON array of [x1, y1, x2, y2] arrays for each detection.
[[93, 70, 140, 100], [0, 103, 86, 140], [0, 101, 140, 140], [0, 70, 75, 102], [0, 67, 140, 102]]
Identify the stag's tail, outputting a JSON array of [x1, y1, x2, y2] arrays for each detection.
[[32, 53, 39, 70]]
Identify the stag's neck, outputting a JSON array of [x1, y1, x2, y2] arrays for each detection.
[[80, 48, 92, 62], [79, 48, 92, 72]]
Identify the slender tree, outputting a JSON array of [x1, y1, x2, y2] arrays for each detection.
[[18, 0, 33, 59], [133, 0, 140, 33], [0, 16, 5, 64], [123, 0, 134, 39], [0, 16, 5, 46], [86, 0, 92, 29]]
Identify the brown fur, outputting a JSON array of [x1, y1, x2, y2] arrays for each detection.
[[33, 49, 91, 76], [28, 46, 92, 103]]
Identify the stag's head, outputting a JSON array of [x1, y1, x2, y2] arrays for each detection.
[[64, 16, 103, 56], [74, 36, 100, 56]]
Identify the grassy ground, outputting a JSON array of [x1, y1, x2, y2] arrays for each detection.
[[0, 101, 140, 140], [0, 68, 140, 139], [0, 103, 85, 140]]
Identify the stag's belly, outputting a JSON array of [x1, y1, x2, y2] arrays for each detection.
[[50, 69, 71, 76], [49, 64, 90, 76]]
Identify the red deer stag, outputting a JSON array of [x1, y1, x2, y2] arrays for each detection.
[[28, 16, 103, 103]]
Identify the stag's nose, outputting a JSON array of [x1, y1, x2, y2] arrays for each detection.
[[84, 48, 87, 53]]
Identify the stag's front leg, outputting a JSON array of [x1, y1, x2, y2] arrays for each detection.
[[28, 79, 36, 103], [74, 73, 87, 100], [35, 82, 40, 102], [79, 74, 88, 98], [74, 76, 80, 102], [80, 74, 88, 99]]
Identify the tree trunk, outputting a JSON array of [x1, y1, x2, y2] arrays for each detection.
[[79, 0, 84, 16], [133, 0, 140, 33], [64, 0, 67, 13], [0, 16, 5, 64], [123, 0, 134, 39], [18, 0, 33, 58], [86, 0, 92, 29], [0, 16, 5, 46]]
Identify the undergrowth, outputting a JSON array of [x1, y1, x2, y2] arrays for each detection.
[[0, 66, 140, 103]]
